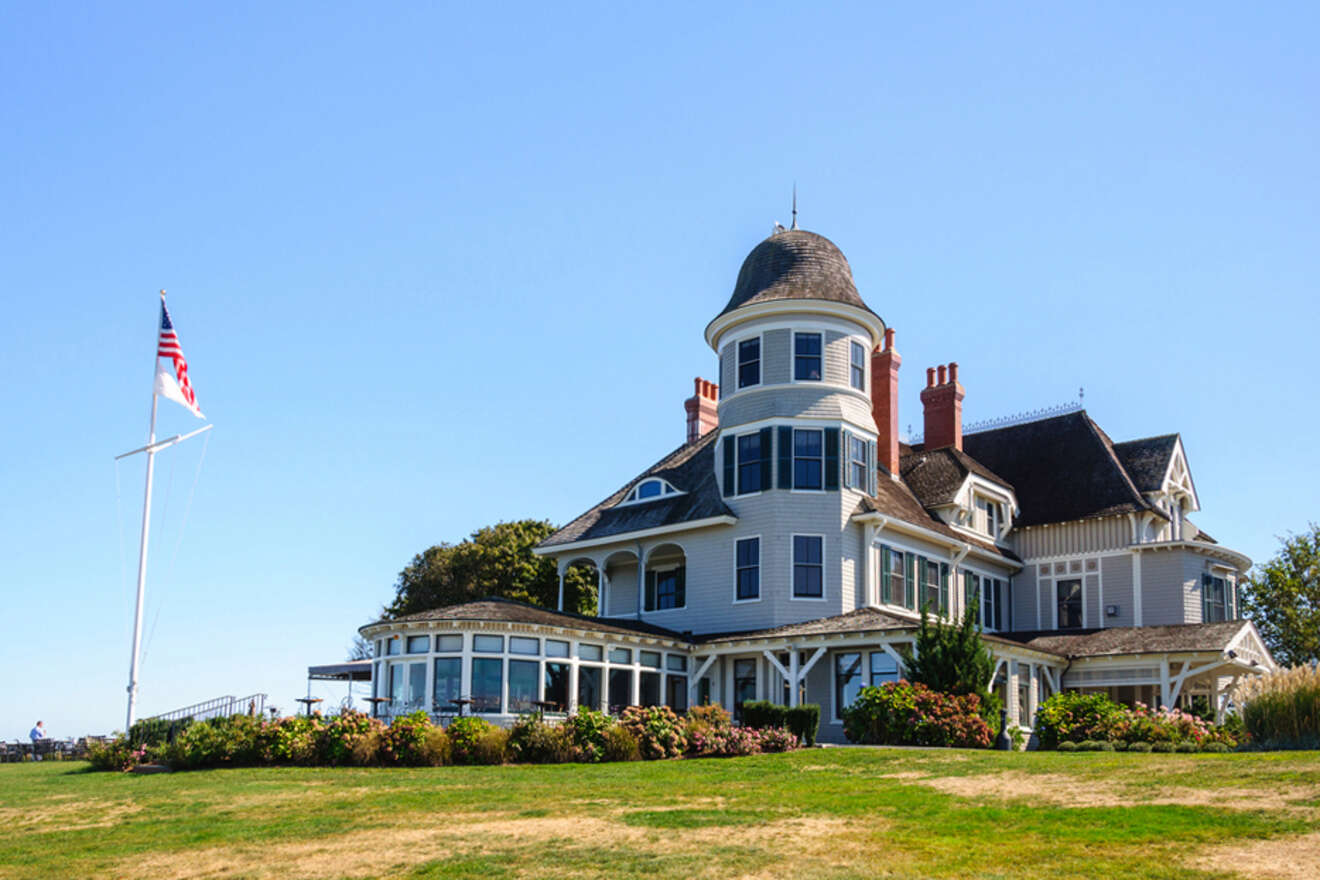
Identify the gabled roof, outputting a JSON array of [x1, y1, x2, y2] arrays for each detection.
[[698, 606, 916, 643], [900, 446, 1014, 508], [364, 597, 689, 641], [1003, 620, 1249, 658], [856, 474, 1020, 563], [958, 411, 1159, 529], [537, 431, 735, 550], [1112, 434, 1180, 493]]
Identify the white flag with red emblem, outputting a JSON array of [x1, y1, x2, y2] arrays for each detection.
[[154, 302, 204, 418]]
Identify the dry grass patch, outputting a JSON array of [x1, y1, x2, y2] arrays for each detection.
[[0, 799, 142, 833], [1189, 831, 1320, 880]]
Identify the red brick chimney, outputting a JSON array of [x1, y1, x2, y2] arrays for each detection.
[[920, 361, 964, 450], [871, 328, 901, 477], [684, 378, 719, 444]]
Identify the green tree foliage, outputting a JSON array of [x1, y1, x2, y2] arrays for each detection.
[[1240, 524, 1320, 666], [384, 519, 597, 617], [905, 600, 995, 703]]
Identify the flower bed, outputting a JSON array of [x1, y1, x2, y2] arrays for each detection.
[[88, 703, 803, 772], [1035, 692, 1240, 751], [841, 680, 993, 748]]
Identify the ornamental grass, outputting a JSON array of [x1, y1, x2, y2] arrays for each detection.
[[1232, 664, 1320, 749]]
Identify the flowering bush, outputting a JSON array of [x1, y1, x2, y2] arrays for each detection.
[[319, 710, 384, 766], [619, 706, 688, 759], [265, 715, 320, 764], [1036, 693, 1236, 749], [1233, 665, 1320, 750], [756, 727, 800, 753], [602, 724, 641, 762], [164, 714, 264, 769], [446, 716, 498, 765], [88, 737, 146, 771], [842, 681, 992, 748], [566, 709, 614, 763], [507, 715, 575, 764], [1034, 692, 1128, 749], [380, 711, 445, 766]]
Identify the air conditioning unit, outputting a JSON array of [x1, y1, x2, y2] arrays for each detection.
[[1105, 604, 1119, 617]]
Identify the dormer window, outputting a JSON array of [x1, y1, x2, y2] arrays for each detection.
[[974, 496, 1002, 538], [620, 478, 681, 505], [794, 332, 822, 381], [738, 338, 760, 388]]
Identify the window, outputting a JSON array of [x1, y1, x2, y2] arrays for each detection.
[[738, 338, 760, 388], [433, 657, 462, 712], [870, 652, 900, 685], [388, 663, 404, 707], [1203, 575, 1229, 622], [622, 478, 679, 504], [435, 634, 462, 653], [985, 577, 1005, 631], [645, 567, 685, 611], [975, 496, 1001, 538], [793, 429, 824, 489], [508, 659, 539, 713], [640, 671, 661, 706], [406, 635, 429, 654], [407, 662, 426, 712], [737, 433, 764, 494], [850, 341, 866, 390], [639, 650, 661, 669], [733, 658, 757, 720], [735, 537, 760, 601], [386, 637, 400, 656], [835, 652, 864, 718], [471, 657, 502, 713], [608, 668, 632, 712], [881, 546, 908, 608], [922, 559, 943, 614], [667, 654, 687, 672], [473, 635, 503, 653], [577, 666, 602, 711], [794, 332, 822, 380], [793, 535, 824, 598], [544, 662, 570, 711], [1057, 579, 1082, 629], [509, 637, 539, 656], [848, 435, 867, 489], [578, 643, 603, 662], [609, 647, 631, 664], [545, 639, 569, 658]]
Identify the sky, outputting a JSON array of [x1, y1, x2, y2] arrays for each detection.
[[2, 2, 1317, 740]]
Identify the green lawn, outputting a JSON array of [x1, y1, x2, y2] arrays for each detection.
[[2, 749, 1318, 880]]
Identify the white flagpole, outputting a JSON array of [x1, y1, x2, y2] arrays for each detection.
[[125, 290, 165, 731]]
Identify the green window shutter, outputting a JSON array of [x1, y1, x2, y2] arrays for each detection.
[[963, 571, 975, 615], [824, 428, 840, 490], [1201, 573, 1212, 622], [778, 426, 793, 489], [940, 563, 950, 615], [866, 440, 876, 495], [645, 570, 657, 612], [905, 554, 917, 610], [880, 546, 891, 604], [759, 427, 773, 490], [675, 567, 686, 608], [841, 430, 852, 489], [722, 437, 735, 497]]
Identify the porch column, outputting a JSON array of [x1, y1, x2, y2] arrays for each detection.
[[1007, 661, 1020, 726], [1027, 663, 1039, 727], [557, 562, 566, 612], [598, 566, 607, 616], [1159, 658, 1171, 709], [789, 649, 800, 708], [567, 662, 579, 713]]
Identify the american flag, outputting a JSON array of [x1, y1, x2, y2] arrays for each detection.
[[156, 302, 203, 417]]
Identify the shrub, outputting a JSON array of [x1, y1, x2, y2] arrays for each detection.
[[1174, 741, 1199, 753], [381, 711, 436, 766], [88, 736, 144, 771], [906, 606, 996, 709], [1128, 741, 1153, 753], [684, 703, 732, 751], [447, 716, 497, 765], [1112, 740, 1129, 752], [128, 716, 192, 748], [1057, 741, 1078, 752], [165, 715, 265, 769], [265, 715, 322, 764], [508, 715, 574, 764], [1201, 741, 1231, 753], [1035, 693, 1128, 749], [602, 724, 641, 762], [741, 701, 788, 730], [756, 727, 800, 753], [1151, 741, 1176, 753], [1077, 740, 1103, 751], [1233, 665, 1320, 750], [320, 710, 384, 766], [566, 708, 614, 763], [786, 704, 821, 747], [473, 726, 508, 764], [842, 681, 992, 748], [350, 728, 385, 766], [620, 706, 688, 759]]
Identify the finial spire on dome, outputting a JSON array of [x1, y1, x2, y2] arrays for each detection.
[[791, 183, 798, 229]]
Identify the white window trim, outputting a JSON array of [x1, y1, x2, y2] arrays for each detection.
[[791, 532, 828, 601], [616, 478, 685, 507], [645, 562, 687, 614], [733, 430, 768, 497], [733, 534, 763, 605], [790, 427, 827, 494], [790, 330, 826, 385], [832, 649, 865, 721], [849, 338, 867, 392], [735, 333, 764, 390]]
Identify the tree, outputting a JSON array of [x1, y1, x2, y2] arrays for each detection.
[[905, 600, 996, 706], [385, 519, 597, 618], [1240, 524, 1320, 666], [347, 635, 373, 661]]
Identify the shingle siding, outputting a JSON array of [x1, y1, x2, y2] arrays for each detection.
[[605, 561, 639, 617], [1139, 550, 1197, 625], [764, 329, 791, 384], [1100, 554, 1135, 628], [719, 386, 874, 431], [1010, 515, 1131, 558], [1013, 566, 1038, 629]]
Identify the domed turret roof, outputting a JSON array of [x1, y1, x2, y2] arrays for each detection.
[[715, 228, 874, 319]]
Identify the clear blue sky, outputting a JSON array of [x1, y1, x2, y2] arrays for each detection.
[[2, 2, 1316, 740]]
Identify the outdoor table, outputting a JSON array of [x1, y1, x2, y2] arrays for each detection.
[[449, 698, 473, 718], [530, 700, 559, 720], [363, 696, 391, 719], [295, 697, 324, 716]]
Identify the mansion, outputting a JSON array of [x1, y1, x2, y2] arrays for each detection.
[[359, 224, 1274, 743]]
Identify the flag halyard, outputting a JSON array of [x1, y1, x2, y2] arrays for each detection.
[[155, 302, 204, 418]]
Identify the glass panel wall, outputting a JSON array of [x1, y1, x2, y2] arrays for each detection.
[[733, 659, 757, 720], [577, 666, 602, 711], [834, 653, 863, 719], [666, 674, 688, 712], [508, 659, 539, 713], [608, 668, 632, 712], [471, 657, 502, 713], [640, 671, 661, 706], [544, 662, 570, 712], [433, 657, 462, 712]]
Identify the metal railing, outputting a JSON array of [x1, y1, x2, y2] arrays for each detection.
[[908, 400, 1083, 445], [147, 693, 267, 723]]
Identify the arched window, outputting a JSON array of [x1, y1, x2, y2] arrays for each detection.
[[619, 478, 682, 505]]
